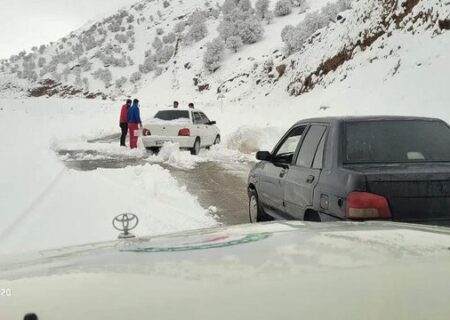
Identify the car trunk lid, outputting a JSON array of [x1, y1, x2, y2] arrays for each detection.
[[358, 165, 450, 226]]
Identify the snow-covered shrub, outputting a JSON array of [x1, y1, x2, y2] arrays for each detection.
[[108, 21, 122, 33], [264, 11, 274, 24], [115, 33, 128, 43], [156, 28, 164, 35], [93, 68, 112, 87], [163, 32, 176, 44], [79, 57, 92, 71], [255, 0, 270, 19], [222, 0, 238, 15], [281, 5, 342, 55], [321, 0, 351, 22], [218, 7, 264, 44], [203, 38, 225, 72], [154, 66, 164, 76], [187, 10, 206, 25], [127, 14, 135, 24], [83, 35, 97, 51], [37, 57, 46, 68], [173, 21, 186, 33], [156, 45, 174, 64], [237, 15, 264, 44], [139, 57, 157, 73], [238, 0, 252, 11], [38, 45, 46, 54], [226, 36, 243, 53], [72, 43, 84, 56], [127, 56, 135, 66], [292, 0, 309, 12], [130, 71, 142, 83], [274, 0, 292, 17], [152, 37, 163, 50], [98, 53, 127, 67], [184, 20, 208, 44], [209, 8, 220, 19], [281, 24, 303, 54], [163, 0, 170, 8], [128, 43, 135, 51]]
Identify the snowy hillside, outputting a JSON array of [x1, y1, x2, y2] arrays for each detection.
[[1, 0, 448, 104]]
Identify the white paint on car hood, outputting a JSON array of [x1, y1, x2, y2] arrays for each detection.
[[1, 221, 450, 320]]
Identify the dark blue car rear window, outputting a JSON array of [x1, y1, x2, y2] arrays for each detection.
[[344, 120, 450, 164]]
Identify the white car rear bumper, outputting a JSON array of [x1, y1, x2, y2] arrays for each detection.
[[141, 135, 196, 149]]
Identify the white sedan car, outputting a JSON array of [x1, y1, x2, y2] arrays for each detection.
[[141, 109, 220, 155]]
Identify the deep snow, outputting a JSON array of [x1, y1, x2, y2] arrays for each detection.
[[0, 98, 218, 254]]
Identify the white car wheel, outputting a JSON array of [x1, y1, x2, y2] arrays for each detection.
[[191, 139, 200, 155]]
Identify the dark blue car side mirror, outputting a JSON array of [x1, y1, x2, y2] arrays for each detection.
[[256, 151, 272, 161]]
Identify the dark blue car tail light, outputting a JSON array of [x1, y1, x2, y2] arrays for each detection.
[[346, 192, 392, 220]]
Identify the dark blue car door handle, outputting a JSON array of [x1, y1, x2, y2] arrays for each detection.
[[279, 169, 288, 178], [306, 175, 315, 183]]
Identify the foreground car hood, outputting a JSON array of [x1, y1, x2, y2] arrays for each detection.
[[1, 221, 450, 319]]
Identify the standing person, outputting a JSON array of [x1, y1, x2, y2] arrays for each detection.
[[119, 99, 132, 147], [127, 99, 142, 149], [173, 101, 179, 108], [188, 102, 194, 109]]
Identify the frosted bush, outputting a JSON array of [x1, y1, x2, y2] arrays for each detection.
[[93, 68, 112, 87], [154, 66, 164, 76], [203, 38, 225, 72], [173, 21, 186, 33], [37, 57, 46, 68], [321, 0, 351, 22], [130, 71, 142, 83], [222, 0, 238, 15], [237, 15, 264, 44], [226, 36, 243, 52], [155, 45, 174, 64], [281, 2, 349, 55], [115, 33, 128, 43], [152, 37, 163, 50], [238, 0, 252, 11], [185, 20, 208, 44], [274, 0, 292, 17], [163, 32, 176, 44], [255, 0, 270, 19], [115, 76, 127, 88]]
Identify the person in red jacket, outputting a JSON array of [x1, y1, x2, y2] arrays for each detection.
[[119, 99, 132, 146]]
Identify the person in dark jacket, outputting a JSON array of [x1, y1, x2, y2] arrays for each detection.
[[127, 99, 142, 149], [188, 102, 194, 109], [119, 99, 132, 146], [173, 101, 179, 108]]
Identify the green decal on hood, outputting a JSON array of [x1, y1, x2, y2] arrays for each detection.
[[123, 232, 272, 253]]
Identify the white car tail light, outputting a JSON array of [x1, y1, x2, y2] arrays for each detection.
[[178, 128, 190, 136]]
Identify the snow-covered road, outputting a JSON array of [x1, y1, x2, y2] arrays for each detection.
[[57, 132, 252, 226]]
